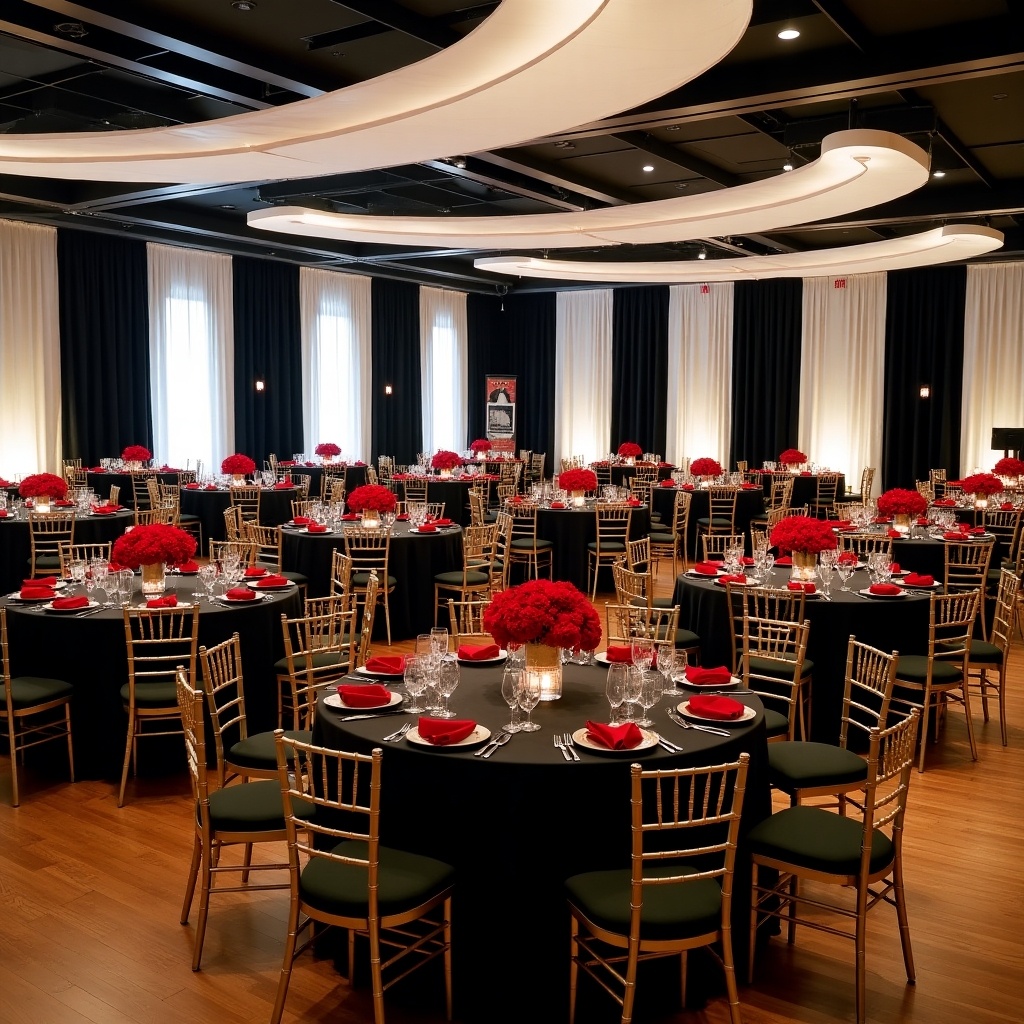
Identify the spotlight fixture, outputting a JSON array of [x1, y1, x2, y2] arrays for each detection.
[[919, 386, 931, 399], [777, 28, 800, 40], [553, 140, 576, 150], [783, 159, 794, 172], [254, 379, 265, 392], [384, 384, 393, 396], [697, 246, 707, 260], [54, 21, 88, 38], [231, 1, 257, 11], [642, 164, 654, 172], [932, 169, 946, 178]]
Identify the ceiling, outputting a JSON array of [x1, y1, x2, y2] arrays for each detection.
[[0, 0, 1021, 293]]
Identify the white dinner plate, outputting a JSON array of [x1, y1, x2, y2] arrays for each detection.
[[570, 727, 660, 755], [216, 592, 265, 603], [356, 663, 407, 678], [246, 579, 295, 591], [323, 690, 402, 711], [9, 590, 60, 602], [406, 724, 491, 749], [679, 674, 741, 689], [900, 580, 942, 590], [677, 700, 756, 724], [43, 599, 100, 613], [594, 651, 633, 666], [685, 569, 723, 579], [456, 650, 508, 665], [304, 526, 333, 534], [858, 587, 906, 599], [714, 577, 754, 587]]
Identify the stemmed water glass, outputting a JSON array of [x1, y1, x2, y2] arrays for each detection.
[[516, 671, 542, 732], [605, 664, 627, 725], [198, 562, 218, 602], [69, 558, 86, 594], [434, 658, 460, 718], [630, 635, 655, 674], [817, 557, 834, 599], [635, 671, 662, 728], [624, 665, 644, 723], [500, 666, 522, 732], [403, 655, 427, 713], [430, 626, 449, 657], [90, 559, 112, 606], [836, 559, 855, 591], [658, 646, 679, 694]]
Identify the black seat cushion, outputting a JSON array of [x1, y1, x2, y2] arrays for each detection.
[[352, 572, 398, 588], [229, 729, 312, 771], [748, 654, 814, 679], [968, 641, 1002, 665], [274, 649, 350, 674], [3, 675, 73, 709], [204, 778, 312, 832], [895, 655, 963, 684], [120, 680, 178, 708], [434, 570, 489, 586], [768, 740, 868, 791]]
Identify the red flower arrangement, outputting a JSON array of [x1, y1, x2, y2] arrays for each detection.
[[18, 473, 68, 500], [617, 442, 642, 458], [431, 450, 463, 471], [690, 457, 723, 477], [221, 453, 256, 476], [121, 444, 151, 462], [779, 448, 807, 465], [559, 468, 598, 492], [484, 580, 602, 652], [111, 524, 197, 568], [956, 473, 1003, 497], [470, 439, 491, 454], [770, 515, 838, 554], [993, 457, 1024, 478], [876, 488, 927, 517], [347, 484, 397, 513], [315, 442, 341, 457]]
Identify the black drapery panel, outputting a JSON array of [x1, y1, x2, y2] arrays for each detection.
[[57, 228, 152, 464], [882, 266, 966, 489], [730, 279, 802, 470], [371, 278, 422, 465], [611, 286, 669, 456], [467, 292, 556, 476], [232, 257, 303, 465]]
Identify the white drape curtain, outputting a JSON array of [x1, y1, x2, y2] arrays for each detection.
[[0, 220, 61, 475], [148, 243, 234, 474], [799, 273, 886, 487], [554, 289, 613, 467], [420, 286, 468, 453], [300, 267, 372, 461], [961, 263, 1024, 474], [665, 283, 733, 467]]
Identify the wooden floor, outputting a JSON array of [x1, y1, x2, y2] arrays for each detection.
[[2, 571, 1023, 1024]]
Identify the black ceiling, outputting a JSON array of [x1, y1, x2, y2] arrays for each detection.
[[1, 0, 1021, 292]]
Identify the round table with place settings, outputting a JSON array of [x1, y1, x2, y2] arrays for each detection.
[[651, 484, 766, 558], [179, 484, 297, 542]]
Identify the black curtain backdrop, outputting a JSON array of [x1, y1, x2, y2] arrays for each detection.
[[57, 228, 152, 464], [467, 292, 556, 476], [730, 279, 803, 470], [371, 278, 422, 465], [232, 257, 303, 465], [611, 286, 669, 457], [882, 266, 966, 489]]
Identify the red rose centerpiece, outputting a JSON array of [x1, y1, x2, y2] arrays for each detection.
[[470, 439, 491, 460], [19, 472, 68, 511], [431, 450, 462, 477], [121, 444, 152, 468], [779, 448, 807, 470], [689, 457, 723, 482], [112, 523, 197, 595], [347, 483, 397, 526], [993, 457, 1024, 483], [558, 468, 598, 506], [221, 453, 256, 483], [956, 472, 1003, 508], [876, 488, 927, 529], [617, 441, 642, 464], [484, 580, 602, 700], [770, 514, 837, 581], [315, 442, 341, 462]]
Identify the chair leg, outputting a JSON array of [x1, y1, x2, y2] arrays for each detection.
[[621, 934, 640, 1024], [180, 833, 202, 924], [569, 914, 579, 1024], [679, 949, 688, 1008], [192, 838, 214, 971], [6, 719, 20, 807], [893, 855, 916, 984], [241, 841, 253, 885], [721, 923, 743, 1024], [916, 695, 931, 773], [118, 713, 135, 807], [65, 704, 75, 784], [443, 896, 453, 1021], [854, 885, 869, 1024], [997, 667, 1008, 746], [270, 902, 302, 1024], [369, 919, 386, 1024], [960, 681, 978, 761]]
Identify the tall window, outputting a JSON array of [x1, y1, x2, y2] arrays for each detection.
[[420, 286, 467, 453]]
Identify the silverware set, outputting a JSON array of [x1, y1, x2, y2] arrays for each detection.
[[475, 730, 512, 758], [382, 722, 412, 742], [553, 733, 581, 761], [666, 706, 732, 738]]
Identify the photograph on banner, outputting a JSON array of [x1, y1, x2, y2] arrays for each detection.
[[485, 376, 517, 453]]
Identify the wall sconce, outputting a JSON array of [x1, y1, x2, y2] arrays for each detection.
[[919, 385, 930, 399], [255, 379, 266, 392], [384, 384, 393, 395]]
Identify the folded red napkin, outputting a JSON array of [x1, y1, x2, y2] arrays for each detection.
[[396, 514, 410, 521], [274, 481, 293, 490], [719, 573, 748, 585], [291, 515, 312, 525], [585, 720, 643, 750], [681, 483, 694, 491], [278, 460, 295, 467], [24, 576, 57, 587], [307, 522, 328, 533], [943, 531, 966, 541], [457, 643, 500, 661], [204, 484, 218, 491], [185, 482, 200, 489], [739, 556, 755, 566], [692, 562, 720, 576], [20, 585, 56, 600], [904, 573, 934, 586], [433, 518, 453, 526], [88, 467, 106, 473], [775, 555, 792, 565], [869, 583, 901, 596], [604, 645, 633, 663], [685, 665, 732, 686], [256, 575, 289, 588], [336, 683, 392, 708], [225, 587, 257, 601], [340, 513, 359, 521], [244, 566, 267, 577], [0, 510, 9, 518], [146, 595, 178, 608], [916, 517, 930, 526], [355, 461, 366, 467], [51, 595, 89, 610], [304, 461, 316, 467], [741, 483, 759, 489], [550, 501, 567, 509], [1000, 502, 1014, 511], [887, 529, 901, 539], [177, 560, 199, 573], [54, 499, 75, 507], [837, 551, 859, 565], [799, 471, 812, 476], [23, 500, 33, 507], [659, 479, 675, 487], [932, 499, 956, 507], [687, 694, 745, 720], [417, 716, 477, 745], [834, 520, 853, 529], [364, 655, 407, 675], [626, 498, 641, 507], [417, 524, 437, 533], [511, 496, 523, 505], [889, 562, 901, 573], [90, 504, 119, 514], [970, 526, 986, 535], [787, 581, 816, 594], [874, 516, 893, 524]]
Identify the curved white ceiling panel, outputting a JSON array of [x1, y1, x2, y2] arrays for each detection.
[[473, 225, 1004, 282], [248, 131, 930, 247], [0, 0, 751, 184]]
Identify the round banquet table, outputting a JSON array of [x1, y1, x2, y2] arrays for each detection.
[[279, 521, 463, 638], [276, 463, 368, 497], [673, 566, 932, 744], [651, 484, 766, 557], [313, 662, 771, 1023], [179, 485, 296, 542], [535, 502, 650, 590], [85, 470, 182, 504], [596, 462, 674, 487], [2, 575, 300, 778], [0, 507, 135, 595], [750, 472, 846, 508], [395, 477, 492, 527]]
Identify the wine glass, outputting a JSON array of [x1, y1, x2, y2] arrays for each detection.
[[91, 559, 111, 606], [500, 666, 522, 732], [433, 658, 460, 718], [69, 558, 86, 594], [403, 655, 427, 713], [658, 646, 679, 694], [198, 562, 218, 602], [836, 560, 855, 592], [117, 568, 135, 607], [635, 671, 662, 728], [430, 626, 449, 656], [817, 558, 834, 598], [516, 672, 542, 732], [605, 664, 627, 725], [630, 635, 655, 674]]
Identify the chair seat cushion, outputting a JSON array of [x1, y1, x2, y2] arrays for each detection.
[[178, 513, 202, 523], [895, 655, 963, 683], [675, 628, 701, 648], [434, 570, 490, 586], [274, 649, 350, 674], [510, 538, 553, 550], [301, 839, 454, 919], [649, 532, 676, 544], [32, 554, 62, 570], [565, 864, 722, 941], [748, 654, 814, 679], [120, 680, 179, 708], [229, 729, 312, 771], [763, 707, 791, 738], [352, 572, 397, 588], [696, 517, 732, 528], [627, 596, 675, 610], [587, 541, 626, 552], [205, 778, 307, 832], [3, 675, 73, 709], [968, 641, 1002, 665], [280, 570, 308, 586], [768, 741, 868, 790], [748, 804, 894, 877]]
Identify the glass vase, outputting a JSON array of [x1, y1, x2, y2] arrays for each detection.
[[790, 550, 817, 582], [141, 562, 167, 596], [526, 642, 562, 701]]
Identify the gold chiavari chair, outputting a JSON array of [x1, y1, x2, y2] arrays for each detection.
[[209, 538, 258, 568], [695, 485, 740, 559], [491, 510, 513, 592], [130, 472, 153, 511], [626, 535, 650, 573], [269, 734, 455, 1024], [343, 526, 396, 644], [1, 606, 74, 806], [742, 614, 811, 741], [508, 503, 553, 581], [749, 524, 770, 554], [134, 503, 176, 526], [402, 476, 428, 506], [447, 598, 492, 647], [321, 465, 347, 500], [561, 455, 585, 472], [983, 505, 1023, 577], [749, 712, 919, 1024], [245, 523, 309, 594], [915, 480, 935, 502], [724, 582, 807, 672], [291, 472, 312, 500], [809, 471, 842, 518], [700, 532, 745, 563], [468, 487, 486, 527], [58, 540, 111, 577], [290, 499, 321, 519], [839, 533, 893, 561], [28, 512, 75, 577], [107, 483, 121, 506], [146, 476, 162, 508], [967, 568, 1019, 747], [649, 489, 690, 579], [944, 539, 994, 639], [765, 504, 807, 532], [612, 562, 653, 610], [223, 504, 244, 542], [329, 549, 354, 610], [424, 501, 446, 519], [833, 501, 865, 521], [846, 465, 875, 503], [929, 467, 947, 498], [567, 757, 749, 1024], [588, 503, 633, 599], [433, 523, 494, 625], [229, 485, 262, 524], [530, 452, 546, 484], [499, 460, 522, 492], [158, 479, 202, 545], [592, 460, 612, 491], [604, 602, 679, 654]]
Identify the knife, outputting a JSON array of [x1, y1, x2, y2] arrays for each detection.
[[482, 731, 513, 758], [337, 711, 407, 722]]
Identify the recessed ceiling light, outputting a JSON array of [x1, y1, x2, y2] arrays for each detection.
[[553, 140, 575, 150], [231, 1, 257, 11], [932, 170, 946, 178], [992, 93, 1008, 100], [697, 246, 707, 260], [777, 28, 800, 40], [783, 160, 794, 172], [642, 164, 654, 172]]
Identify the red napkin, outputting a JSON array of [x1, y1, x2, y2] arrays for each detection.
[[604, 645, 634, 663], [90, 504, 119, 514], [20, 585, 56, 600], [739, 556, 755, 566], [107, 561, 128, 572], [719, 573, 748, 585], [874, 516, 893, 524], [943, 531, 967, 541], [687, 694, 745, 720], [626, 498, 641, 507], [550, 501, 567, 509], [204, 484, 218, 491], [177, 560, 199, 573], [307, 523, 328, 533], [887, 529, 901, 539], [225, 587, 257, 601], [787, 581, 816, 594], [185, 482, 200, 489], [741, 483, 759, 489], [799, 471, 812, 477], [969, 526, 986, 535], [916, 517, 930, 526], [775, 556, 792, 565], [889, 562, 901, 573], [256, 575, 289, 588], [659, 479, 675, 487], [904, 573, 934, 586], [304, 461, 316, 467], [868, 583, 901, 596], [685, 665, 732, 686], [0, 510, 9, 518], [336, 683, 392, 708], [396, 514, 410, 521], [278, 460, 295, 467], [364, 655, 407, 675], [274, 481, 293, 490], [837, 551, 859, 566], [24, 576, 57, 587], [88, 467, 106, 473], [51, 595, 89, 610], [457, 643, 500, 661], [834, 520, 853, 530], [681, 483, 694, 491], [146, 595, 178, 608], [585, 720, 643, 749], [355, 461, 366, 467], [417, 524, 437, 533], [417, 716, 477, 745], [340, 513, 359, 521], [291, 516, 312, 526], [1000, 502, 1014, 511], [433, 518, 453, 526], [692, 562, 721, 576], [511, 496, 523, 505], [244, 566, 267, 577], [54, 499, 75, 507], [932, 499, 956, 507]]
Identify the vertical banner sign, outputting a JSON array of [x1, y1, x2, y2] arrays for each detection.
[[485, 376, 517, 454]]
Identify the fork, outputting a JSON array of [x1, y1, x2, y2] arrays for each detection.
[[383, 722, 412, 742], [667, 708, 731, 738], [562, 733, 582, 761], [553, 734, 572, 761]]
